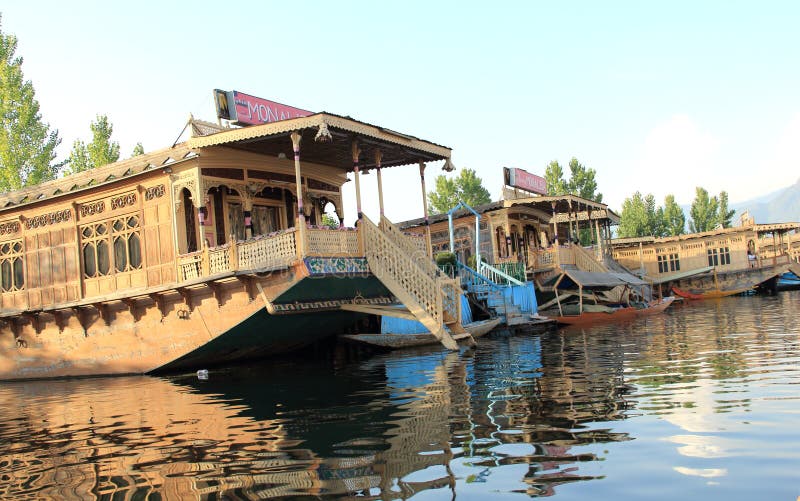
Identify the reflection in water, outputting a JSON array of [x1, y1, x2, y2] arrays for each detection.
[[0, 291, 798, 499]]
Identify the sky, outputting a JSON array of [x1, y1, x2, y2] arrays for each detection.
[[2, 1, 799, 225]]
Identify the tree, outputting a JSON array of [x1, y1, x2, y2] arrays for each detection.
[[689, 187, 719, 233], [0, 20, 61, 191], [544, 160, 568, 196], [566, 157, 602, 203], [662, 194, 686, 236], [321, 213, 339, 229], [131, 142, 144, 157], [717, 191, 735, 228], [66, 114, 120, 175], [618, 192, 649, 238], [428, 168, 491, 214]]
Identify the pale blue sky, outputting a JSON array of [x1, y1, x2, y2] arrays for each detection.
[[2, 1, 799, 224]]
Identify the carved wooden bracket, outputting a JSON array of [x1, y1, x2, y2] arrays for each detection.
[[237, 276, 255, 302], [177, 288, 194, 312], [207, 281, 224, 307], [149, 293, 167, 320], [123, 298, 141, 322]]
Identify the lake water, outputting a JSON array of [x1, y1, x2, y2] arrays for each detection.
[[1, 291, 799, 500]]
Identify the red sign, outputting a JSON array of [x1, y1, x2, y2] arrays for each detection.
[[504, 167, 547, 195], [215, 90, 313, 126]]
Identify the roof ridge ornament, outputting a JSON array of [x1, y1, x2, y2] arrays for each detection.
[[314, 121, 332, 142], [442, 157, 456, 172]]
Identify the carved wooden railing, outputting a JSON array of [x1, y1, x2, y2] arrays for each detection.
[[237, 230, 297, 271], [177, 251, 203, 281], [379, 216, 445, 278], [208, 245, 231, 275], [362, 215, 458, 349], [530, 248, 558, 270], [573, 244, 609, 273], [305, 228, 359, 256]]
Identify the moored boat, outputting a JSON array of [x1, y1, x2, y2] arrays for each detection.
[[544, 296, 675, 326], [612, 214, 799, 300], [0, 98, 469, 380], [340, 317, 501, 349]]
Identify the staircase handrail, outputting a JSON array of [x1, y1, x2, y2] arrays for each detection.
[[455, 261, 504, 293], [361, 215, 459, 348], [477, 259, 525, 286], [379, 215, 448, 280], [572, 244, 609, 273]]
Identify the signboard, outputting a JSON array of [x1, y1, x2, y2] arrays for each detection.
[[214, 89, 313, 126], [503, 167, 547, 195]]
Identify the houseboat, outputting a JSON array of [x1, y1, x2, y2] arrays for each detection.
[[0, 112, 469, 380], [610, 213, 800, 299], [399, 170, 667, 324]]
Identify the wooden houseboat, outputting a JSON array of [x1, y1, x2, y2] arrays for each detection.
[[0, 113, 468, 380], [399, 183, 668, 323], [610, 214, 800, 299]]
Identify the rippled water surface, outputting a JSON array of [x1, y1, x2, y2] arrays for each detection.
[[1, 292, 799, 500]]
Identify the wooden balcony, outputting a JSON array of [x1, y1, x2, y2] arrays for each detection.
[[176, 227, 361, 282]]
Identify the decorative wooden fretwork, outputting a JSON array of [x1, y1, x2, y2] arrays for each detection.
[[24, 208, 72, 230], [305, 228, 358, 256], [0, 239, 24, 292], [144, 184, 166, 201], [80, 214, 143, 279], [0, 220, 20, 236], [79, 200, 105, 217], [110, 192, 137, 210], [237, 230, 297, 271]]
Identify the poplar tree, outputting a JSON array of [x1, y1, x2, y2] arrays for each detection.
[[428, 168, 491, 214], [66, 114, 120, 175], [662, 194, 686, 236], [689, 187, 719, 233], [0, 20, 61, 191], [131, 142, 144, 157]]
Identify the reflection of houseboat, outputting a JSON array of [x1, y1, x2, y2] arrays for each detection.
[[0, 112, 468, 380], [400, 177, 662, 324], [611, 214, 800, 299]]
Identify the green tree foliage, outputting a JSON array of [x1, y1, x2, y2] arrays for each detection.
[[618, 192, 685, 238], [567, 157, 602, 203], [689, 187, 720, 233], [320, 213, 339, 229], [0, 20, 60, 191], [544, 160, 568, 196], [544, 158, 602, 203], [131, 142, 144, 157], [662, 194, 686, 236], [717, 191, 735, 228], [428, 168, 491, 214], [66, 114, 120, 175]]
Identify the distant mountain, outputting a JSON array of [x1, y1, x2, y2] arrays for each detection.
[[732, 178, 800, 224]]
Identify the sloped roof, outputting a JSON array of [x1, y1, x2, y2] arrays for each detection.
[[0, 144, 194, 212], [188, 112, 452, 171]]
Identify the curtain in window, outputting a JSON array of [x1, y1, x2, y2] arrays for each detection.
[[227, 203, 245, 241], [251, 205, 278, 236]]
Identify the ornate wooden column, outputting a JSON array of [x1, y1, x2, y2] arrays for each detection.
[[419, 161, 432, 258], [352, 141, 363, 220], [291, 131, 305, 255], [375, 149, 384, 218]]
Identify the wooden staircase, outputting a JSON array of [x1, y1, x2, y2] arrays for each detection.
[[361, 215, 466, 350]]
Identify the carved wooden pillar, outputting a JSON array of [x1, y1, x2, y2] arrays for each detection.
[[352, 141, 363, 221], [291, 131, 305, 255], [375, 150, 384, 218], [419, 162, 432, 258]]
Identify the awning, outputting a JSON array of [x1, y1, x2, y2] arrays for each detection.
[[555, 269, 648, 290], [645, 266, 714, 284]]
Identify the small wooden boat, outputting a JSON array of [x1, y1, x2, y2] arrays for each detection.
[[777, 271, 800, 291], [547, 296, 676, 326], [340, 318, 501, 349], [671, 285, 753, 299]]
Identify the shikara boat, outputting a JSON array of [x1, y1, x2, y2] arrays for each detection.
[[340, 317, 501, 349], [776, 271, 800, 292], [547, 296, 676, 326]]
